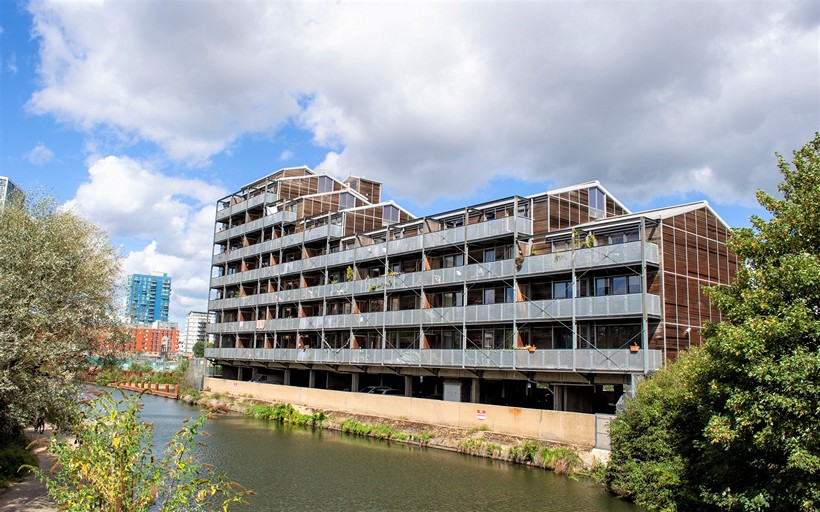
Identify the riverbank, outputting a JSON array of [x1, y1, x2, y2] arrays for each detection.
[[184, 389, 608, 478]]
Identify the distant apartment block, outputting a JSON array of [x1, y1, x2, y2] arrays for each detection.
[[126, 273, 171, 323], [181, 311, 216, 355], [127, 321, 179, 357], [0, 176, 24, 209], [205, 166, 736, 414]]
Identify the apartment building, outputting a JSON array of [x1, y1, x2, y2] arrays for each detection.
[[127, 321, 179, 357], [0, 176, 24, 209], [126, 273, 172, 323], [205, 167, 736, 413], [181, 311, 216, 355]]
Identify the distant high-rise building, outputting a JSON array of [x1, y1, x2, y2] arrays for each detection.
[[181, 311, 215, 355], [0, 176, 24, 209], [126, 273, 171, 323]]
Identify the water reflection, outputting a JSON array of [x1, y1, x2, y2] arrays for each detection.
[[135, 393, 637, 512]]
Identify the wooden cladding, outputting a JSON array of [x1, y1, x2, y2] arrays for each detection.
[[659, 207, 737, 359]]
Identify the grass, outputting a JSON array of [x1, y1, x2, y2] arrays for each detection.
[[457, 438, 503, 457], [466, 424, 489, 436], [244, 403, 326, 427], [339, 419, 433, 444]]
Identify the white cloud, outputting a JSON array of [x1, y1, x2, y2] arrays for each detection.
[[6, 52, 17, 74], [25, 142, 54, 165], [66, 157, 227, 323], [27, 1, 819, 206]]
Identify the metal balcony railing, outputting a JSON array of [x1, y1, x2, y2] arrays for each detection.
[[204, 347, 664, 373]]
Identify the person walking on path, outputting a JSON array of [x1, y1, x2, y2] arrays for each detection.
[[34, 406, 47, 435]]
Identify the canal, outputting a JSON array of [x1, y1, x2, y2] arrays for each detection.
[[138, 392, 639, 511]]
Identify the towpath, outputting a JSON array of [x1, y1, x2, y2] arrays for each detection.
[[0, 426, 57, 512]]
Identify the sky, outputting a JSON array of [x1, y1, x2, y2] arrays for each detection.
[[1, 0, 818, 328]]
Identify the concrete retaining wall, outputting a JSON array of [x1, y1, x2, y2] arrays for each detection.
[[204, 377, 596, 447]]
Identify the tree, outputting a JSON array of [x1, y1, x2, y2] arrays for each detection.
[[607, 134, 820, 511], [38, 390, 250, 511], [192, 340, 205, 358], [0, 196, 125, 440]]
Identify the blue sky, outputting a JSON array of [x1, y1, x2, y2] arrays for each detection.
[[2, 1, 818, 327]]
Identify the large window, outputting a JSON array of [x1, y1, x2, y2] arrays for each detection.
[[594, 324, 642, 349], [588, 187, 606, 219], [339, 192, 355, 210], [318, 176, 333, 193], [383, 204, 400, 223], [594, 275, 641, 296]]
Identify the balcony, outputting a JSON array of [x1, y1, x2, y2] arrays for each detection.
[[304, 224, 346, 243], [466, 216, 533, 241], [205, 347, 664, 373], [215, 191, 279, 221], [520, 241, 659, 276]]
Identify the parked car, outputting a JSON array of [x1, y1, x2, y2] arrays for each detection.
[[359, 386, 391, 394], [250, 374, 283, 384], [376, 388, 404, 396]]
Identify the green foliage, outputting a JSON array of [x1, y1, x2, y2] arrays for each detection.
[[508, 440, 540, 464], [457, 438, 503, 457], [466, 424, 489, 436], [95, 368, 122, 386], [127, 361, 153, 373], [244, 404, 325, 427], [37, 390, 250, 511], [0, 195, 126, 438], [339, 419, 433, 444], [606, 353, 701, 510], [192, 341, 205, 358], [0, 434, 38, 487], [607, 134, 820, 511]]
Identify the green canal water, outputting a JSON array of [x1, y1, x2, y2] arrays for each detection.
[[138, 393, 639, 511]]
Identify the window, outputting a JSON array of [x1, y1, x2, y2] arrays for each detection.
[[553, 281, 574, 299], [383, 205, 400, 223], [339, 192, 354, 210], [442, 291, 463, 307], [318, 176, 333, 193], [483, 288, 495, 304], [484, 249, 495, 263], [588, 187, 606, 219], [443, 253, 464, 268], [595, 275, 641, 296], [594, 324, 642, 349]]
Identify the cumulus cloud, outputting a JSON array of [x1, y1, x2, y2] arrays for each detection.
[[66, 156, 227, 322], [25, 142, 54, 165], [27, 1, 819, 206]]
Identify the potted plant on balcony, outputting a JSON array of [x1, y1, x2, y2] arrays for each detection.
[[629, 344, 640, 353]]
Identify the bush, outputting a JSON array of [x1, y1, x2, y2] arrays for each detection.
[[245, 404, 325, 427], [0, 437, 37, 487], [37, 389, 251, 511]]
